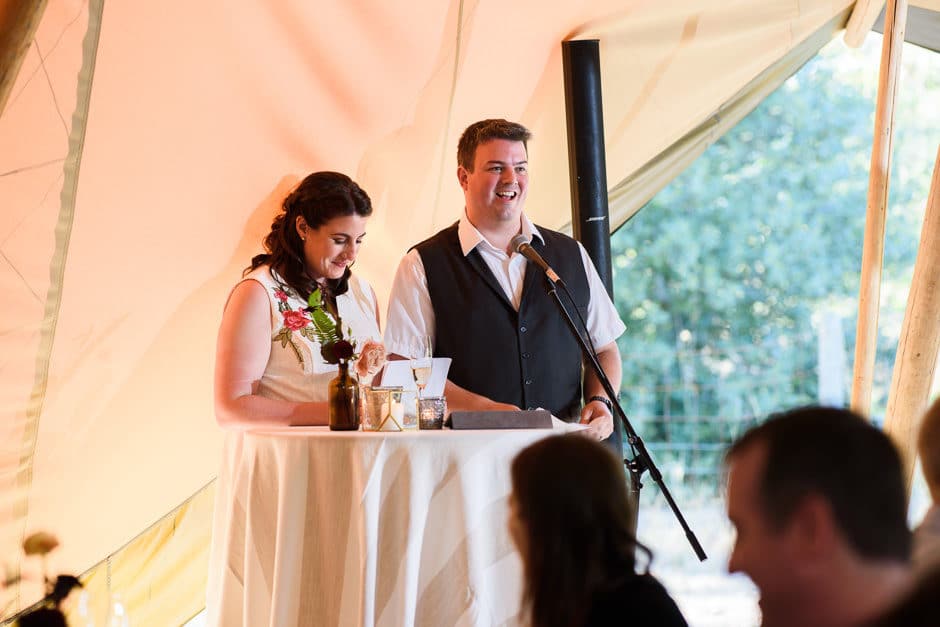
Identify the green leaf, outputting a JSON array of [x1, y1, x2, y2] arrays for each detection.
[[287, 338, 304, 366], [274, 328, 291, 348], [309, 308, 339, 345]]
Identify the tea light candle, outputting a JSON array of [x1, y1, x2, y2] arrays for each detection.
[[380, 398, 405, 430], [391, 399, 404, 423]]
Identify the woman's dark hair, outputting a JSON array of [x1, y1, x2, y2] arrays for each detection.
[[510, 435, 648, 627], [247, 171, 372, 299]]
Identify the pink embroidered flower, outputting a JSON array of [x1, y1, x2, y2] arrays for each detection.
[[282, 310, 310, 331], [274, 289, 289, 302]]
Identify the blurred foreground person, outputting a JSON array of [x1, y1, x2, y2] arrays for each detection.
[[912, 396, 940, 574], [866, 563, 940, 627], [509, 435, 687, 627], [724, 406, 911, 627]]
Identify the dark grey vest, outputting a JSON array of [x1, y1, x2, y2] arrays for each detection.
[[415, 223, 589, 420]]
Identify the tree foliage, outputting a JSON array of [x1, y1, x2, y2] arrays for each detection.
[[610, 38, 940, 481]]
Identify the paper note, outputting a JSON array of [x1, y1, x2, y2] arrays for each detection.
[[380, 358, 452, 397]]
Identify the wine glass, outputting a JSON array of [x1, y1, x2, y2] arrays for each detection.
[[411, 335, 433, 399]]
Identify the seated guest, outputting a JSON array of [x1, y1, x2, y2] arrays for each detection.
[[724, 406, 911, 627], [912, 396, 940, 575], [215, 171, 385, 429], [509, 435, 688, 627]]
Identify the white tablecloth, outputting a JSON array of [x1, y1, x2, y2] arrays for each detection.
[[206, 427, 560, 626]]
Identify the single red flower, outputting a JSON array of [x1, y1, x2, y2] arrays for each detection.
[[332, 340, 354, 361], [282, 310, 309, 331], [274, 289, 289, 302]]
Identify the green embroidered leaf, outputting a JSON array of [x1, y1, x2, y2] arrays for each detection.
[[287, 338, 304, 366], [274, 328, 292, 348]]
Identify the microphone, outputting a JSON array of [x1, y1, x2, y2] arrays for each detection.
[[511, 234, 562, 284]]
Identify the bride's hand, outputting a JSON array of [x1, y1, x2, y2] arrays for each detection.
[[356, 340, 387, 379]]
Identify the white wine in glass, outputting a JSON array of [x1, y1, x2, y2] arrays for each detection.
[[412, 364, 432, 389], [411, 335, 433, 399]]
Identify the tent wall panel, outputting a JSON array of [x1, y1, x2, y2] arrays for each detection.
[[0, 0, 879, 618]]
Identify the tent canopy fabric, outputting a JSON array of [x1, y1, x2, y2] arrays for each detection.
[[2, 0, 936, 622], [874, 4, 940, 52]]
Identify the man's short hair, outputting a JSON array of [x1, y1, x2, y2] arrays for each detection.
[[918, 396, 940, 498], [726, 405, 910, 562], [457, 119, 532, 171]]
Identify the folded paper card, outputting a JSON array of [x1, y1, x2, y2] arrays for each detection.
[[380, 358, 452, 397]]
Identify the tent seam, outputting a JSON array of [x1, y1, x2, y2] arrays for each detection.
[[13, 0, 106, 614], [79, 478, 216, 576], [602, 8, 851, 234], [429, 0, 465, 226]]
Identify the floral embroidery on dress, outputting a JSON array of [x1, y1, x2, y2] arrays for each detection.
[[270, 282, 319, 367]]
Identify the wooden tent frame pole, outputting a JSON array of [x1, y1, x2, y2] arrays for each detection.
[[850, 0, 908, 416], [0, 0, 49, 117], [845, 0, 888, 48], [884, 145, 940, 487]]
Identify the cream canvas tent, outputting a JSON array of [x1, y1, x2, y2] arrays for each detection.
[[1, 0, 937, 624]]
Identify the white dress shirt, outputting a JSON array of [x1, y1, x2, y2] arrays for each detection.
[[384, 213, 626, 358]]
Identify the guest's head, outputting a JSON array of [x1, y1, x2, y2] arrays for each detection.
[[456, 119, 531, 232], [724, 406, 911, 627], [248, 171, 373, 298], [509, 434, 642, 627], [917, 396, 940, 503]]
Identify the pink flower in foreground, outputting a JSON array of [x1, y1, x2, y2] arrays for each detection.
[[332, 340, 354, 361], [282, 310, 309, 331], [356, 340, 387, 378], [23, 531, 59, 556]]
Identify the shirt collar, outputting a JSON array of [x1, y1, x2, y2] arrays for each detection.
[[457, 211, 544, 257]]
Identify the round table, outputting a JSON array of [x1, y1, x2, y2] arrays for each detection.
[[206, 426, 564, 626]]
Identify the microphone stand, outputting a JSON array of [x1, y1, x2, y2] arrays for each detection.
[[547, 280, 707, 561]]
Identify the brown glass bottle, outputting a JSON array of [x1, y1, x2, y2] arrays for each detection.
[[329, 362, 360, 431]]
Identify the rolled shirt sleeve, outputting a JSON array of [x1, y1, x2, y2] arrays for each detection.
[[384, 249, 436, 359], [577, 241, 626, 348]]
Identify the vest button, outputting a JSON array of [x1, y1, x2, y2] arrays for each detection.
[[522, 352, 529, 359], [525, 379, 533, 385], [527, 406, 535, 411], [520, 326, 527, 333]]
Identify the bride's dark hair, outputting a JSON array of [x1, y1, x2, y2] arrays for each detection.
[[247, 171, 372, 300]]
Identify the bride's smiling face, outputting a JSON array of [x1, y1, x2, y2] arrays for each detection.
[[296, 213, 369, 282]]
